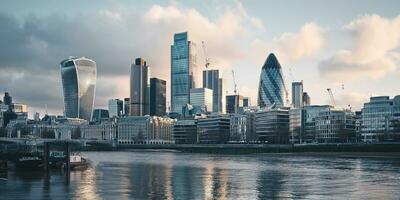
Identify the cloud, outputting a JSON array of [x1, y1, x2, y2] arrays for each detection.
[[0, 3, 265, 116], [251, 22, 325, 63], [334, 92, 370, 110], [319, 14, 400, 82]]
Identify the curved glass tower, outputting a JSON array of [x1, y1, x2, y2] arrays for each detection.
[[257, 53, 287, 108], [60, 57, 96, 121]]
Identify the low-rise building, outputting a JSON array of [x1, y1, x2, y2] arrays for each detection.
[[315, 108, 356, 143], [229, 114, 247, 142], [256, 107, 290, 144], [198, 115, 230, 144], [173, 119, 198, 144]]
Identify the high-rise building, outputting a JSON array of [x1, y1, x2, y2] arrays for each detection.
[[292, 81, 303, 108], [257, 53, 288, 108], [190, 88, 213, 113], [150, 78, 166, 116], [124, 98, 130, 116], [171, 32, 198, 114], [60, 57, 96, 121], [302, 92, 311, 106], [243, 97, 250, 107], [203, 70, 225, 113], [3, 92, 12, 106], [108, 99, 123, 117], [92, 109, 110, 122], [226, 95, 243, 114], [130, 58, 150, 116]]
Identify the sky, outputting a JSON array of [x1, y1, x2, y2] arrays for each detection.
[[0, 0, 399, 117]]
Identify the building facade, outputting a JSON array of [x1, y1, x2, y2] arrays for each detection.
[[171, 32, 198, 114], [130, 58, 150, 116], [303, 105, 331, 143], [150, 78, 166, 116], [197, 115, 230, 144], [203, 70, 225, 113], [302, 92, 311, 106], [190, 88, 213, 113], [289, 108, 305, 143], [229, 114, 247, 142], [60, 57, 97, 121], [124, 98, 130, 116], [92, 109, 109, 122], [315, 109, 356, 143], [173, 119, 198, 144], [257, 53, 288, 108], [226, 95, 244, 114], [292, 82, 303, 108], [256, 107, 290, 144], [108, 99, 123, 117]]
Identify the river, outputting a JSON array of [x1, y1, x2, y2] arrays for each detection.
[[1, 151, 400, 199]]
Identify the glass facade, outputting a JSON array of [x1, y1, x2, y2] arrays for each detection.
[[60, 57, 96, 121], [203, 70, 225, 113], [171, 32, 198, 114], [150, 78, 166, 116], [130, 58, 150, 116], [292, 82, 303, 108], [257, 53, 287, 108]]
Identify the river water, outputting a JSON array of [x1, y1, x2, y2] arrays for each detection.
[[1, 151, 400, 199]]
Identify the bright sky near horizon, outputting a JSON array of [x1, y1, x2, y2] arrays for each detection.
[[0, 0, 399, 117]]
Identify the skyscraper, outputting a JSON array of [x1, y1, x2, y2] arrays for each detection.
[[302, 92, 311, 106], [108, 99, 123, 117], [3, 92, 12, 106], [150, 78, 166, 116], [203, 69, 225, 113], [292, 81, 303, 108], [257, 53, 287, 108], [124, 98, 130, 116], [190, 88, 213, 112], [226, 95, 244, 114], [130, 58, 150, 116], [171, 32, 198, 114], [60, 57, 96, 121]]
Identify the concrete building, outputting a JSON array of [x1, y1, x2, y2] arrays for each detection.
[[197, 115, 230, 144], [108, 99, 123, 117], [81, 120, 117, 141], [150, 78, 166, 116], [173, 119, 198, 144], [226, 95, 243, 114], [203, 69, 225, 113], [171, 32, 198, 114], [60, 57, 96, 121], [315, 108, 356, 143], [361, 96, 400, 142], [292, 81, 303, 108], [190, 88, 213, 113], [256, 107, 290, 144], [229, 114, 247, 142], [130, 58, 150, 116]]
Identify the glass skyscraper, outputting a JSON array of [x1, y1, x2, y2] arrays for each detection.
[[171, 32, 198, 114], [203, 69, 225, 113], [130, 58, 150, 116], [60, 57, 96, 121], [150, 78, 166, 116], [257, 53, 287, 108], [292, 81, 303, 108]]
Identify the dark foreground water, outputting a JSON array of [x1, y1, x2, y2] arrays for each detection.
[[1, 151, 400, 200]]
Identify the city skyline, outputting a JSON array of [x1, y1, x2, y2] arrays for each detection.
[[0, 0, 399, 117]]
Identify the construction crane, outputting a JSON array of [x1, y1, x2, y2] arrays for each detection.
[[201, 41, 210, 69], [232, 70, 238, 95], [327, 88, 336, 107]]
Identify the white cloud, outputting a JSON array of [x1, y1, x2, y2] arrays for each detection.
[[319, 14, 400, 82]]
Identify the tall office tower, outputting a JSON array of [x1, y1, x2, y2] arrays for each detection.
[[243, 97, 250, 107], [108, 99, 123, 117], [203, 69, 225, 113], [124, 98, 130, 116], [292, 81, 303, 108], [60, 57, 96, 121], [302, 92, 311, 106], [257, 53, 288, 108], [226, 95, 244, 114], [3, 92, 12, 106], [150, 78, 166, 116], [130, 58, 150, 116], [190, 88, 213, 112], [171, 32, 198, 114]]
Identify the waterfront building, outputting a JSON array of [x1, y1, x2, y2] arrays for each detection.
[[229, 114, 247, 142], [361, 96, 400, 142], [292, 82, 303, 108], [117, 116, 175, 145], [289, 108, 305, 143], [190, 88, 213, 113], [256, 107, 290, 144], [81, 120, 117, 141], [124, 98, 130, 116], [92, 109, 109, 122], [60, 57, 97, 121], [3, 92, 12, 106], [203, 70, 225, 113], [173, 119, 198, 144], [130, 58, 150, 116], [108, 99, 123, 117], [303, 105, 331, 143], [171, 32, 198, 114], [302, 92, 311, 106], [226, 95, 243, 114], [315, 108, 356, 143], [150, 78, 166, 116], [241, 106, 259, 142], [355, 111, 362, 141], [257, 53, 288, 108], [197, 115, 230, 144]]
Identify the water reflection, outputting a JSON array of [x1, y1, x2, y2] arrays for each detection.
[[1, 152, 400, 200]]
